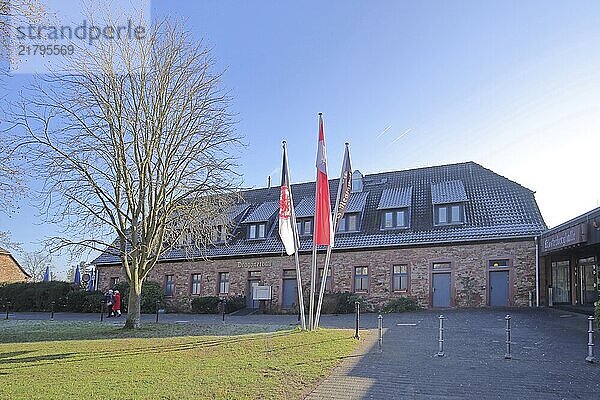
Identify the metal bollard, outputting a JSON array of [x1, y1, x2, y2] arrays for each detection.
[[437, 315, 445, 357], [156, 300, 160, 323], [5, 302, 9, 320], [528, 291, 533, 307], [586, 315, 596, 363], [50, 301, 55, 320], [354, 301, 360, 340], [378, 314, 383, 352], [505, 315, 512, 360], [222, 299, 227, 322], [100, 302, 104, 322]]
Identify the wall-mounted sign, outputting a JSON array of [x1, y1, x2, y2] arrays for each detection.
[[252, 285, 272, 300], [542, 222, 588, 254], [237, 260, 272, 269]]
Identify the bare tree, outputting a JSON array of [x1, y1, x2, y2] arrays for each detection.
[[0, 0, 44, 63], [10, 18, 242, 328], [22, 249, 51, 282]]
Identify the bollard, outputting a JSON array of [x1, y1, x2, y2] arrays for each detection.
[[586, 315, 596, 363], [100, 302, 104, 322], [528, 291, 533, 307], [437, 315, 445, 357], [156, 300, 160, 323], [222, 299, 227, 322], [354, 301, 360, 339], [505, 315, 512, 360], [378, 314, 383, 352], [50, 301, 55, 320], [5, 302, 9, 320]]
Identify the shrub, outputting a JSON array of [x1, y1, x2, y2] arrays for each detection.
[[65, 290, 105, 312], [112, 281, 165, 314], [191, 296, 220, 314], [191, 295, 246, 314], [319, 292, 370, 314], [382, 297, 421, 313]]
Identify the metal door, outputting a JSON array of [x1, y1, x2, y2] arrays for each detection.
[[489, 270, 509, 306], [432, 273, 451, 307], [282, 279, 297, 308], [247, 281, 260, 308]]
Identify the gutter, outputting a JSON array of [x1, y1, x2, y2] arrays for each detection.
[[535, 236, 540, 307]]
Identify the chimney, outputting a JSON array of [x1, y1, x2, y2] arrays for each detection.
[[267, 176, 271, 189]]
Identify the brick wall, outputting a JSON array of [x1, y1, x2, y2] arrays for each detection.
[[0, 253, 29, 283], [98, 239, 536, 311]]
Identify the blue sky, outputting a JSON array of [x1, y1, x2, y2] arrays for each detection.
[[2, 0, 600, 276]]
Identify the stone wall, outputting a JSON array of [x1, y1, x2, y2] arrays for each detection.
[[97, 239, 536, 312], [0, 253, 29, 283]]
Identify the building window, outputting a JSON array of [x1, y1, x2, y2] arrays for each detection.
[[165, 275, 175, 297], [249, 270, 261, 279], [318, 268, 332, 292], [214, 225, 227, 243], [489, 259, 509, 268], [432, 262, 451, 270], [296, 218, 313, 236], [392, 265, 408, 291], [191, 274, 201, 295], [434, 203, 464, 225], [249, 223, 266, 239], [381, 209, 409, 229], [109, 277, 119, 288], [354, 267, 368, 292], [219, 272, 229, 294], [338, 213, 359, 232]]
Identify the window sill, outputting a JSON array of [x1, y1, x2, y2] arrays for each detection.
[[380, 226, 410, 231], [433, 222, 465, 227]]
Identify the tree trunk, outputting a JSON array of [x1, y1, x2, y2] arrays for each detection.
[[124, 281, 142, 329]]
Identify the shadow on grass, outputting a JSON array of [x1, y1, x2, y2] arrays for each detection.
[[0, 353, 75, 365]]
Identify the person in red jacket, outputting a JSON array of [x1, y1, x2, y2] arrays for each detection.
[[113, 290, 122, 317]]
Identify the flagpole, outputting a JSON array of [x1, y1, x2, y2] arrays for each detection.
[[283, 141, 307, 331], [315, 142, 349, 329]]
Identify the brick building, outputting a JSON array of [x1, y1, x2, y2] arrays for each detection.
[[94, 162, 546, 311], [0, 247, 30, 283]]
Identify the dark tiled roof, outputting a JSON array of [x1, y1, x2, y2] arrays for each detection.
[[378, 187, 412, 209], [346, 192, 369, 213], [240, 201, 278, 223], [93, 161, 547, 265], [296, 192, 368, 217], [295, 197, 315, 218], [431, 180, 468, 204]]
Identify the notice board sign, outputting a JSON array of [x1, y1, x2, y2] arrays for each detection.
[[253, 285, 272, 300]]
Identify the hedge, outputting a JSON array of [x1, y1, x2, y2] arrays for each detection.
[[191, 295, 246, 314], [318, 292, 371, 314], [0, 281, 104, 312]]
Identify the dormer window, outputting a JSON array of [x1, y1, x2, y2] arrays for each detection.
[[249, 223, 266, 239], [296, 218, 313, 236], [381, 208, 409, 229], [338, 213, 359, 232], [434, 203, 464, 225], [214, 225, 227, 243]]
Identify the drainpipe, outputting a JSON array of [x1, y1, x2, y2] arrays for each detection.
[[535, 236, 540, 307]]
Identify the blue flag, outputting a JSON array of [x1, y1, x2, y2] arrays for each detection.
[[43, 266, 50, 282]]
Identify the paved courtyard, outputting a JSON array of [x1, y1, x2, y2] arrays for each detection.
[[4, 308, 599, 399]]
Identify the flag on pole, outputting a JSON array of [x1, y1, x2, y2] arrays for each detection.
[[314, 114, 333, 246], [74, 265, 81, 286], [333, 143, 353, 235], [278, 142, 299, 255], [43, 266, 50, 282]]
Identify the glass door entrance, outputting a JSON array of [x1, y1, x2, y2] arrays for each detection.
[[551, 260, 571, 304], [577, 257, 598, 306]]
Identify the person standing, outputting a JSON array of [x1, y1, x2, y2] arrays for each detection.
[[113, 290, 121, 317], [105, 289, 114, 318]]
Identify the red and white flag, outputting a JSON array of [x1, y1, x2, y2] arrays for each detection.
[[314, 114, 333, 246], [278, 142, 298, 255]]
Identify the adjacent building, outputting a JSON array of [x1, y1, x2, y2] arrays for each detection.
[[94, 161, 547, 311], [539, 207, 600, 310], [0, 247, 30, 283]]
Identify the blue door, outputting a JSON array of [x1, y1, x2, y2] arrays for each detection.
[[432, 273, 451, 307], [282, 279, 297, 308], [247, 281, 260, 308], [489, 271, 509, 306]]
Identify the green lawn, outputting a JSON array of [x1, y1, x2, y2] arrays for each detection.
[[0, 321, 362, 400]]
